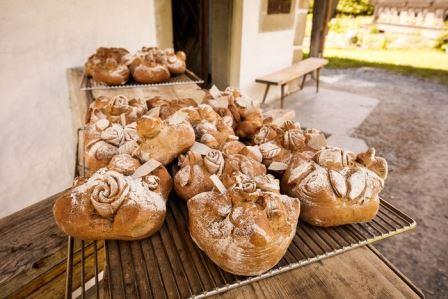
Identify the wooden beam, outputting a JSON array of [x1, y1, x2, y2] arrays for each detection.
[[310, 0, 339, 57]]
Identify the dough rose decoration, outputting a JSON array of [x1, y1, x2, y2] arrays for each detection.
[[174, 147, 265, 201], [177, 104, 236, 149], [84, 120, 139, 175], [107, 153, 172, 200], [204, 150, 224, 176], [101, 123, 125, 146], [143, 175, 160, 191], [89, 170, 130, 218], [174, 150, 220, 201], [53, 164, 171, 240], [232, 176, 257, 196], [281, 147, 387, 227]]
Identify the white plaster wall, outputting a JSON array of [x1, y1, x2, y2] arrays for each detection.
[[237, 0, 296, 103], [0, 0, 159, 218]]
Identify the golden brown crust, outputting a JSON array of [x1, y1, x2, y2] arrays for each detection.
[[188, 175, 300, 276], [203, 87, 264, 138], [107, 154, 173, 200], [53, 168, 168, 240], [170, 104, 237, 149], [84, 120, 139, 176], [86, 95, 147, 125], [146, 96, 197, 119], [165, 48, 187, 74], [127, 47, 171, 84], [253, 120, 327, 172], [136, 116, 195, 165], [85, 47, 130, 85], [174, 147, 266, 201], [85, 47, 188, 85], [281, 147, 387, 227]]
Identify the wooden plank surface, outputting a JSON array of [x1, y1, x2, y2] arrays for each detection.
[[0, 191, 105, 298], [210, 245, 421, 299], [255, 58, 328, 85]]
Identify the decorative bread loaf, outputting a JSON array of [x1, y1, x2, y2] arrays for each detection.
[[53, 156, 172, 240], [174, 145, 266, 201], [146, 96, 198, 120], [84, 119, 139, 175], [86, 95, 147, 125], [85, 47, 130, 85], [186, 104, 236, 149], [108, 154, 172, 199], [203, 87, 263, 138], [126, 47, 170, 84], [188, 175, 300, 275], [85, 46, 188, 85], [253, 120, 326, 172], [164, 48, 187, 74], [281, 147, 387, 227], [136, 115, 195, 165]]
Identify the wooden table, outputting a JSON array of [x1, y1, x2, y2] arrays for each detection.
[[0, 69, 424, 298]]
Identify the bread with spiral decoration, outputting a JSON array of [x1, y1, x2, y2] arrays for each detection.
[[53, 158, 172, 240]]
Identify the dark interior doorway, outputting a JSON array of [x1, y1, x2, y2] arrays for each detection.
[[172, 0, 233, 88], [172, 0, 211, 86]]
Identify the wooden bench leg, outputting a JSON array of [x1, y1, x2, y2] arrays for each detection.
[[316, 68, 320, 93], [280, 84, 285, 109], [300, 74, 308, 90], [261, 84, 271, 107]]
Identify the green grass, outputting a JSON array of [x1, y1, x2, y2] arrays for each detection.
[[320, 49, 448, 85]]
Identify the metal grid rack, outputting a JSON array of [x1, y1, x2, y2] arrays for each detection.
[[66, 82, 416, 298], [64, 195, 415, 299], [80, 69, 204, 91]]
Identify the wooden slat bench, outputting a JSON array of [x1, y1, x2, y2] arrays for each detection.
[[255, 57, 328, 108]]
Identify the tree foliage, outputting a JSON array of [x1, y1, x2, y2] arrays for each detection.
[[336, 0, 374, 16]]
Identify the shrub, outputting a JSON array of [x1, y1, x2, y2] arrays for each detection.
[[435, 32, 448, 52], [337, 0, 374, 16]]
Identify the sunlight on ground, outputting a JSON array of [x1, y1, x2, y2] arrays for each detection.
[[323, 49, 448, 71]]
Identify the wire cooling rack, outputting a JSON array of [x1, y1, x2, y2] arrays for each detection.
[[64, 196, 415, 298], [80, 69, 204, 91], [66, 97, 416, 299]]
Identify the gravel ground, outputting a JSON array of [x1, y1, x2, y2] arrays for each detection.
[[320, 68, 448, 298]]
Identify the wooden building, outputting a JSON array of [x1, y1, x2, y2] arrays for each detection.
[[371, 0, 448, 32]]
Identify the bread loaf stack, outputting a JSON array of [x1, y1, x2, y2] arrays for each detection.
[[54, 85, 388, 276], [85, 46, 187, 85]]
